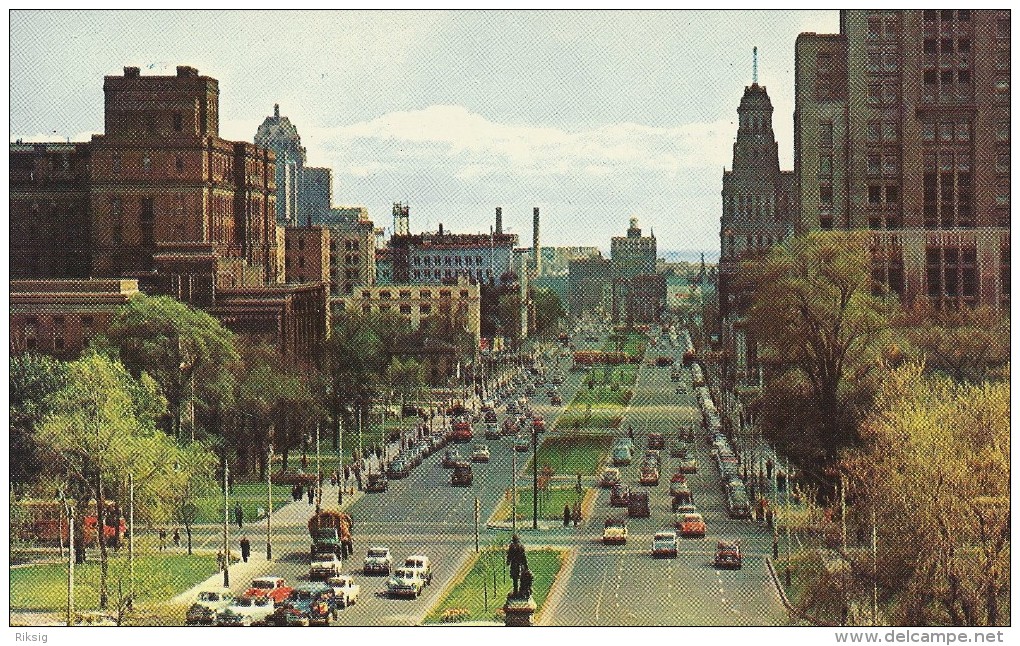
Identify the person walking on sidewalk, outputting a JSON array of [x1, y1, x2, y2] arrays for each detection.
[[239, 536, 251, 563], [159, 529, 167, 551], [173, 528, 181, 548], [563, 504, 571, 527], [234, 502, 244, 529], [307, 486, 314, 505]]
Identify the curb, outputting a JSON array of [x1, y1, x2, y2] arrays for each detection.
[[765, 556, 794, 614], [534, 546, 576, 626], [419, 546, 490, 625]]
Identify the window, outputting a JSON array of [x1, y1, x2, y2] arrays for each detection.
[[173, 113, 183, 131], [924, 69, 937, 85], [867, 84, 881, 105], [883, 155, 898, 176], [143, 154, 152, 172], [867, 122, 881, 141], [399, 304, 412, 315], [298, 257, 304, 269], [940, 39, 953, 54], [867, 51, 881, 72], [922, 123, 936, 141], [82, 315, 94, 327], [460, 290, 469, 298], [819, 154, 832, 176], [818, 123, 833, 147], [997, 19, 1009, 39], [868, 155, 881, 175], [958, 9, 969, 21], [175, 156, 184, 172], [883, 122, 898, 142], [868, 16, 881, 38], [996, 150, 1010, 173], [996, 120, 1009, 142], [885, 186, 899, 203], [819, 186, 833, 205], [399, 290, 411, 299], [420, 304, 431, 314], [940, 70, 953, 86], [924, 39, 937, 55], [939, 122, 953, 141], [421, 290, 431, 298], [958, 38, 970, 53], [868, 186, 883, 204]]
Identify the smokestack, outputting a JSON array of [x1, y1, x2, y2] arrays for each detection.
[[439, 222, 444, 236], [532, 207, 541, 276], [495, 207, 503, 235]]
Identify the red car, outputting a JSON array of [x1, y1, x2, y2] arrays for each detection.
[[532, 416, 546, 432], [451, 421, 473, 443], [670, 471, 687, 484], [245, 577, 293, 606], [647, 433, 665, 449], [639, 466, 660, 486]]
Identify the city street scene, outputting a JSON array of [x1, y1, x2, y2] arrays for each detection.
[[8, 7, 1010, 640]]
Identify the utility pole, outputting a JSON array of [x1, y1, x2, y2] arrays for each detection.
[[315, 422, 321, 514], [65, 500, 74, 626], [222, 462, 230, 588], [266, 443, 273, 561], [474, 497, 480, 552], [532, 425, 538, 530], [129, 472, 134, 606]]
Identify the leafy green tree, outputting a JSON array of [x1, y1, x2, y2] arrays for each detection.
[[104, 294, 238, 440], [321, 314, 385, 456], [165, 442, 217, 555], [386, 357, 426, 410], [839, 364, 1010, 626], [740, 232, 898, 493], [36, 352, 167, 608], [898, 304, 1009, 384], [531, 287, 566, 337], [9, 353, 68, 487]]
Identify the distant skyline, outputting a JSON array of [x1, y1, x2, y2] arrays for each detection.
[[10, 9, 840, 254]]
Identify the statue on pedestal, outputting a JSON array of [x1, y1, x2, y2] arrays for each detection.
[[506, 534, 528, 598]]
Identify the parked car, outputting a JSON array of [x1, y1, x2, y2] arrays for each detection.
[[647, 432, 665, 449], [365, 473, 388, 493], [677, 456, 698, 474], [610, 484, 630, 507], [244, 576, 292, 606], [676, 512, 707, 538], [471, 444, 490, 463], [216, 594, 275, 626], [714, 540, 742, 569], [386, 567, 426, 598], [363, 546, 393, 576], [186, 590, 234, 625], [550, 393, 563, 405], [651, 531, 679, 558], [599, 467, 622, 488], [309, 550, 343, 580], [639, 466, 660, 486], [442, 449, 462, 468], [514, 434, 531, 452], [387, 458, 411, 479], [484, 423, 500, 439], [627, 491, 650, 518], [642, 449, 662, 468], [602, 516, 628, 545], [326, 574, 361, 608], [452, 464, 474, 486], [269, 583, 337, 626], [403, 555, 433, 585]]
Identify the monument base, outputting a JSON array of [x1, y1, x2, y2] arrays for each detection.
[[503, 595, 537, 626]]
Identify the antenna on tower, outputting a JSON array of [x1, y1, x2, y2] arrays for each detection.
[[752, 46, 758, 85]]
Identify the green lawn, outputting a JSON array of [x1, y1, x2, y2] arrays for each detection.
[[426, 548, 565, 624], [10, 553, 218, 613], [493, 487, 588, 523], [554, 409, 624, 430], [523, 434, 613, 476], [193, 482, 291, 524]]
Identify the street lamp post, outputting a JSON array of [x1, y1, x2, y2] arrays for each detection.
[[222, 462, 230, 588], [128, 472, 134, 607], [266, 443, 273, 561], [511, 441, 518, 534], [58, 490, 74, 626], [532, 424, 538, 530], [338, 413, 344, 505], [315, 422, 321, 514]]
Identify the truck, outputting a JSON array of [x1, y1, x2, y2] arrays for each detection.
[[308, 510, 353, 559]]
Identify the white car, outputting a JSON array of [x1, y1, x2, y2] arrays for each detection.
[[403, 554, 433, 585], [386, 567, 426, 598], [599, 467, 621, 488], [326, 574, 361, 608], [364, 546, 392, 576], [216, 594, 274, 626], [309, 551, 342, 580], [471, 444, 490, 463], [651, 531, 679, 558], [186, 590, 234, 625]]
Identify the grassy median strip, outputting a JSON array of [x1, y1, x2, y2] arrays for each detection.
[[492, 487, 589, 523], [425, 548, 564, 624], [10, 553, 218, 613], [522, 434, 613, 476]]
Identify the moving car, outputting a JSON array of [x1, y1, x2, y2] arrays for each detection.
[[451, 420, 474, 442], [269, 583, 337, 626], [609, 484, 630, 507], [309, 550, 342, 580], [602, 516, 628, 544], [514, 434, 531, 452], [677, 456, 698, 474], [364, 546, 393, 576], [244, 577, 292, 605], [627, 491, 650, 518], [216, 594, 274, 626], [451, 464, 473, 486], [403, 555, 433, 586], [484, 423, 500, 439], [550, 393, 563, 405], [647, 433, 665, 449], [639, 466, 660, 486], [714, 540, 742, 569], [387, 567, 427, 598], [599, 467, 621, 488], [677, 512, 707, 538], [651, 531, 679, 559], [442, 448, 462, 468], [186, 590, 234, 625], [669, 478, 690, 497], [471, 444, 491, 463], [611, 446, 633, 466], [326, 574, 361, 608], [386, 458, 410, 479]]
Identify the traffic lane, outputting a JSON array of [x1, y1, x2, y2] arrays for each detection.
[[333, 538, 472, 626]]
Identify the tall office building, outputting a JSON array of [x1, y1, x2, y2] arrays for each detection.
[[794, 9, 1010, 309], [255, 104, 306, 226]]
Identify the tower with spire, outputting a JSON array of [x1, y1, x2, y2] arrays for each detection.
[[255, 104, 307, 225], [718, 48, 795, 380]]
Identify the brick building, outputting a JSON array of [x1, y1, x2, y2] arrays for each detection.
[[9, 66, 327, 359], [794, 9, 1010, 309], [610, 218, 663, 324], [284, 226, 330, 285]]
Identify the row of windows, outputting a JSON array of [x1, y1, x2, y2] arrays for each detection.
[[413, 255, 487, 266], [411, 268, 492, 281], [923, 38, 969, 55], [363, 288, 469, 299], [923, 9, 970, 22], [361, 303, 455, 316], [866, 154, 900, 177]]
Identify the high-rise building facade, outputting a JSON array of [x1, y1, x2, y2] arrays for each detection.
[[610, 217, 662, 324], [794, 9, 1010, 310], [255, 104, 305, 226]]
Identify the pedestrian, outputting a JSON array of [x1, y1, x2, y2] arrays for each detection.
[[776, 470, 787, 493], [307, 486, 314, 505], [173, 528, 181, 548], [355, 469, 363, 491], [628, 426, 634, 440], [234, 502, 244, 529], [572, 502, 581, 527], [766, 458, 774, 481], [239, 536, 251, 563], [217, 551, 226, 571], [563, 504, 571, 527], [158, 529, 167, 552], [301, 454, 308, 470]]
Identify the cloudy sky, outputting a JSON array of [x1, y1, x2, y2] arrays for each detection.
[[10, 9, 840, 257]]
